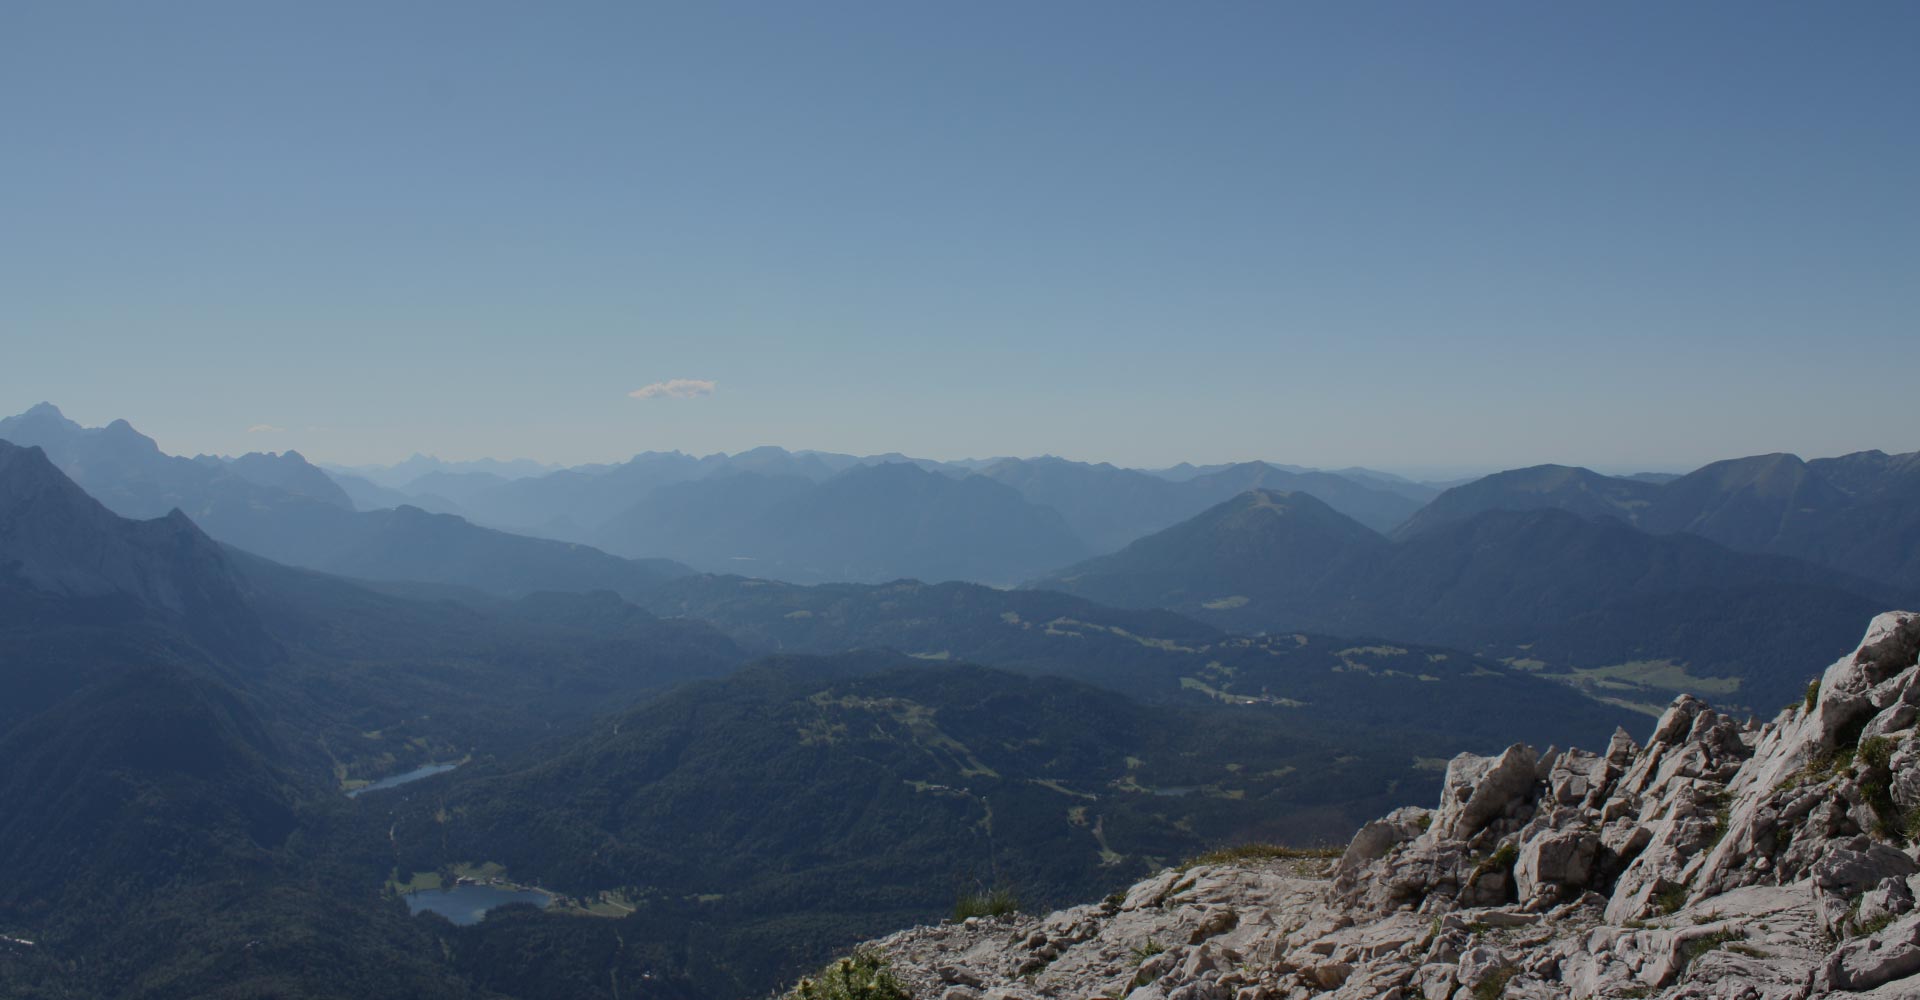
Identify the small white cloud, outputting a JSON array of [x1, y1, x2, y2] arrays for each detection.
[[247, 423, 286, 433], [628, 379, 718, 400]]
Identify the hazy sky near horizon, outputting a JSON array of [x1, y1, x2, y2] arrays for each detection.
[[4, 2, 1916, 474]]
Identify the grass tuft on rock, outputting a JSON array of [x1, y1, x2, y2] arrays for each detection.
[[1678, 929, 1745, 970], [1468, 842, 1520, 884], [1853, 911, 1899, 938], [1175, 842, 1341, 872], [952, 886, 1019, 921], [1653, 883, 1689, 915], [1853, 735, 1908, 840], [1128, 939, 1168, 989]]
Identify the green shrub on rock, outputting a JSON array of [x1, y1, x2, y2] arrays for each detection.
[[790, 951, 911, 1000]]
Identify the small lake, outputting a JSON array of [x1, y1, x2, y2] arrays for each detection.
[[346, 762, 460, 798], [403, 885, 555, 925], [1151, 785, 1202, 797]]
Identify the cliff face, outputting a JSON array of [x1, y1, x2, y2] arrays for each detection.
[[857, 612, 1920, 1000]]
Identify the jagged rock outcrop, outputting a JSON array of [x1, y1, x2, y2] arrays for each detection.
[[851, 612, 1920, 1000]]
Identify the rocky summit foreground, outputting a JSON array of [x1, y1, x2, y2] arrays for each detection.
[[857, 612, 1920, 1000]]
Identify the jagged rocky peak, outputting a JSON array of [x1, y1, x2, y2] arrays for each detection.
[[850, 612, 1920, 1000]]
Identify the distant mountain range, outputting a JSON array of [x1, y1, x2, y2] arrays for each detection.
[[1395, 454, 1920, 590], [7, 400, 1913, 712], [341, 444, 1434, 581], [0, 403, 1437, 586], [302, 425, 1920, 599], [0, 404, 689, 601], [0, 402, 356, 522], [433, 448, 1435, 575], [1032, 488, 1906, 712], [581, 454, 1431, 582], [7, 398, 1913, 713], [0, 437, 744, 753], [23, 401, 1907, 599], [974, 456, 1427, 549]]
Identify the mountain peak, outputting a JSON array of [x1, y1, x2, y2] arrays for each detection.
[[2, 401, 82, 435], [159, 507, 205, 531], [1028, 485, 1385, 613], [1236, 486, 1313, 508], [97, 417, 163, 453], [1215, 487, 1363, 527], [1683, 451, 1810, 490], [0, 439, 91, 507], [1392, 464, 1658, 539]]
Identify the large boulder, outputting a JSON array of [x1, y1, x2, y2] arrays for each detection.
[[1544, 749, 1612, 808], [1815, 912, 1920, 993], [1432, 745, 1538, 842], [1859, 877, 1916, 929], [1815, 613, 1920, 749], [1892, 740, 1920, 814], [1337, 806, 1432, 874], [1811, 843, 1919, 895], [1650, 694, 1709, 746], [1513, 828, 1599, 904]]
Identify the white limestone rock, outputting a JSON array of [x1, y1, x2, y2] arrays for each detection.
[[1432, 745, 1539, 842]]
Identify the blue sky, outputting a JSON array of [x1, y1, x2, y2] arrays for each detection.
[[3, 2, 1915, 475]]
